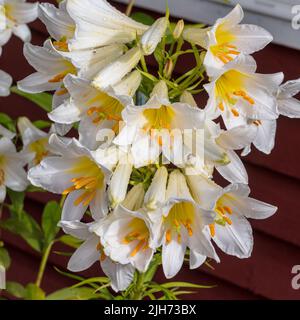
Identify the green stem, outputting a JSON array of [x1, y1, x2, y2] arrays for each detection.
[[35, 241, 54, 288], [131, 272, 145, 300], [125, 0, 136, 16]]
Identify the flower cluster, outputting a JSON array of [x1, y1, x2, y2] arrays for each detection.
[[2, 1, 300, 293]]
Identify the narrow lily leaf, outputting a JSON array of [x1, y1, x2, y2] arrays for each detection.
[[0, 248, 11, 269], [71, 277, 110, 289], [46, 287, 104, 300], [131, 12, 155, 26], [42, 201, 61, 249], [33, 120, 52, 129], [5, 282, 26, 298], [0, 113, 15, 132], [0, 211, 43, 252], [7, 189, 25, 218], [59, 235, 83, 249], [11, 86, 52, 112], [161, 281, 214, 289]]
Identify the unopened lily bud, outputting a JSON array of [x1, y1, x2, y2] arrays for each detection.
[[180, 91, 198, 108], [173, 19, 184, 39], [122, 183, 145, 211], [163, 59, 174, 79]]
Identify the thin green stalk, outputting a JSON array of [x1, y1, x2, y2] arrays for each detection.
[[131, 272, 145, 300], [35, 241, 54, 287], [125, 0, 135, 16]]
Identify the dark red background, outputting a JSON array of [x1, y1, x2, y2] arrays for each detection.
[[1, 0, 300, 300]]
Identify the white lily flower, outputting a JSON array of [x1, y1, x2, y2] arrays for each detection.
[[204, 54, 283, 124], [0, 69, 12, 96], [17, 117, 55, 168], [28, 134, 111, 221], [108, 154, 133, 209], [0, 136, 29, 202], [66, 0, 148, 51], [150, 170, 219, 279], [38, 1, 75, 45], [183, 5, 273, 76], [144, 166, 168, 211], [0, 0, 38, 51], [208, 183, 277, 258], [94, 184, 157, 273], [17, 39, 76, 95], [59, 220, 135, 292], [232, 79, 300, 156], [90, 15, 167, 88], [49, 71, 141, 150], [205, 118, 256, 183], [141, 17, 168, 55], [115, 80, 206, 167], [277, 78, 300, 118]]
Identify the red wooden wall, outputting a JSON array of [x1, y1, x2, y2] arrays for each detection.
[[1, 0, 300, 300]]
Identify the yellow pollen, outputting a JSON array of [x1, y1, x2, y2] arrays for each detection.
[[218, 102, 225, 111], [209, 224, 215, 237], [53, 40, 69, 52], [231, 108, 239, 117], [223, 216, 232, 225], [253, 120, 262, 126], [130, 240, 146, 257], [166, 229, 171, 244], [85, 93, 124, 127], [56, 88, 68, 96], [223, 206, 232, 214]]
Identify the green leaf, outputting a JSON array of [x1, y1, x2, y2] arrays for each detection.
[[131, 12, 155, 26], [0, 247, 11, 269], [71, 277, 110, 289], [46, 287, 100, 300], [25, 284, 46, 300], [143, 253, 161, 283], [0, 211, 44, 252], [0, 113, 15, 132], [59, 234, 83, 249], [161, 281, 214, 289], [5, 282, 26, 298], [42, 201, 61, 249], [11, 86, 52, 112], [7, 189, 25, 217], [33, 120, 52, 129]]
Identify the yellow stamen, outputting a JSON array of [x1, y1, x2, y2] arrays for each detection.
[[223, 206, 232, 215], [166, 229, 171, 244], [56, 88, 68, 96], [231, 108, 239, 117], [130, 240, 145, 257], [209, 224, 215, 237]]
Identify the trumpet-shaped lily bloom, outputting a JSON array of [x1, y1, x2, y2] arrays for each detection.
[[92, 17, 167, 89], [115, 80, 209, 167], [59, 220, 135, 292], [150, 170, 219, 279], [183, 5, 273, 76], [49, 71, 141, 150], [0, 0, 38, 53], [0, 69, 12, 96], [204, 54, 283, 125], [38, 1, 75, 45], [0, 135, 29, 202], [93, 184, 158, 273], [208, 183, 277, 258], [232, 78, 300, 156], [66, 0, 148, 51], [17, 39, 76, 95], [28, 134, 111, 221]]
